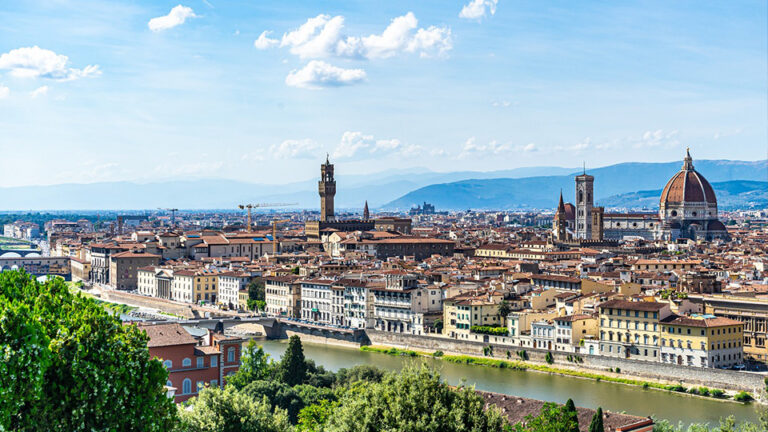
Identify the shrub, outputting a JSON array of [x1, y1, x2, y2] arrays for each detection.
[[642, 382, 650, 389], [470, 326, 509, 336], [665, 384, 686, 393], [432, 351, 444, 357], [545, 352, 554, 364], [614, 367, 620, 373], [711, 389, 726, 399], [506, 350, 511, 359], [517, 350, 528, 361], [734, 391, 753, 402]]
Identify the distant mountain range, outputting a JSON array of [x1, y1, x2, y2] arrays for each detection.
[[0, 159, 764, 211], [383, 159, 768, 211], [0, 166, 578, 211]]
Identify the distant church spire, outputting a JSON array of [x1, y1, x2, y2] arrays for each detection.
[[363, 200, 370, 220], [557, 190, 566, 213]]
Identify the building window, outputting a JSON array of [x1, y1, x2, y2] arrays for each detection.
[[228, 347, 236, 362], [197, 357, 204, 368], [182, 379, 192, 394], [211, 355, 218, 367], [210, 379, 218, 388], [182, 358, 192, 368], [163, 360, 172, 369]]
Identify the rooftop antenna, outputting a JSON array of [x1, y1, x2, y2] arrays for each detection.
[[583, 161, 586, 175]]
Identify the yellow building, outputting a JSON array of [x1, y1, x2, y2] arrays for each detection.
[[659, 314, 743, 368], [598, 300, 672, 362], [443, 291, 504, 339], [193, 269, 220, 304], [238, 289, 250, 311]]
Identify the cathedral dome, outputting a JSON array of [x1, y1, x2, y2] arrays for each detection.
[[659, 150, 717, 206]]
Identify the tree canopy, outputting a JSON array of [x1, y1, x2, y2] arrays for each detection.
[[323, 364, 507, 432], [0, 270, 177, 431]]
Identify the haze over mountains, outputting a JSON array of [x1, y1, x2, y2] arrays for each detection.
[[1, 160, 765, 211]]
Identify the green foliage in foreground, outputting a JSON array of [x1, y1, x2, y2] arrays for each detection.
[[322, 364, 508, 432], [0, 270, 177, 431]]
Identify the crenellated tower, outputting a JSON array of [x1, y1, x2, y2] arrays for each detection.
[[318, 155, 336, 222]]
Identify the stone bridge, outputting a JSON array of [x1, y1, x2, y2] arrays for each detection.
[[178, 317, 279, 336], [0, 249, 43, 258]]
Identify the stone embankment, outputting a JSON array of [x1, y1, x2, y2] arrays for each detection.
[[365, 330, 766, 396]]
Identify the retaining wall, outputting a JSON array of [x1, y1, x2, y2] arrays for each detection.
[[366, 330, 766, 394]]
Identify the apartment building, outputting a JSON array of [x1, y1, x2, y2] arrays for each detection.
[[218, 272, 252, 309], [171, 270, 195, 303], [553, 314, 598, 353], [443, 290, 504, 339], [109, 250, 161, 290], [265, 276, 301, 318], [694, 295, 768, 362], [371, 273, 442, 334], [300, 279, 335, 325], [336, 278, 373, 329], [660, 314, 744, 368], [598, 300, 672, 362]]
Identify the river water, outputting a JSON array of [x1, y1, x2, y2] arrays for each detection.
[[257, 340, 761, 426]]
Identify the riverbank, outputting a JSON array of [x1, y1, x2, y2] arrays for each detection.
[[359, 345, 755, 404], [364, 329, 766, 398], [258, 339, 764, 425]]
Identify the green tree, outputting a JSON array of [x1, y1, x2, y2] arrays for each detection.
[[325, 364, 507, 431], [589, 407, 604, 432], [498, 300, 512, 322], [179, 386, 291, 432], [434, 318, 444, 334], [297, 399, 339, 432], [0, 270, 177, 431], [228, 340, 274, 390], [563, 399, 580, 432], [512, 402, 579, 432], [248, 278, 266, 302], [279, 335, 308, 386]]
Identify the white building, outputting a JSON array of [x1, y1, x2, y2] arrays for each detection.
[[218, 272, 252, 309], [300, 279, 335, 325]]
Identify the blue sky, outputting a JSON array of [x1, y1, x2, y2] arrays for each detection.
[[0, 0, 765, 187]]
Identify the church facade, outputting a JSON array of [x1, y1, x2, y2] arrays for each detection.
[[554, 150, 729, 242]]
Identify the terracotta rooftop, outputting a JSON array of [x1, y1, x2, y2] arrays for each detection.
[[138, 323, 197, 347]]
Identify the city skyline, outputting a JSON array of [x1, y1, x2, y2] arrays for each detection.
[[0, 0, 766, 187]]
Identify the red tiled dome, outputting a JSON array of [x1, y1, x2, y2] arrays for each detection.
[[660, 151, 717, 206]]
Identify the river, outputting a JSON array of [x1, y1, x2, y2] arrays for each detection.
[[257, 339, 761, 426]]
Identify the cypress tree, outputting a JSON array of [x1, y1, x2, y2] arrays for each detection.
[[589, 407, 604, 432], [280, 335, 307, 386], [564, 398, 580, 432]]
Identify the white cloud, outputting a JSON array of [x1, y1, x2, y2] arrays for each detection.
[[285, 60, 365, 89], [274, 12, 452, 60], [0, 46, 100, 81], [270, 139, 320, 159], [148, 5, 197, 32], [30, 85, 48, 98], [492, 100, 511, 107], [517, 142, 537, 152], [459, 0, 498, 19], [332, 131, 416, 159], [0, 85, 8, 99], [458, 137, 511, 158], [254, 31, 279, 49], [430, 148, 449, 157], [334, 131, 373, 158], [634, 129, 680, 148]]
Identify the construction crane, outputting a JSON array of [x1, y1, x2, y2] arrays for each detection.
[[157, 208, 179, 228], [270, 219, 290, 254], [238, 203, 297, 232]]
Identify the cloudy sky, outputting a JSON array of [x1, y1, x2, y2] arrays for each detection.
[[0, 0, 765, 187]]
